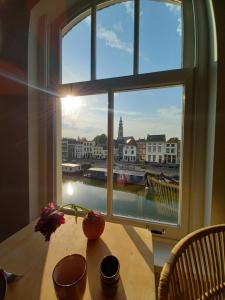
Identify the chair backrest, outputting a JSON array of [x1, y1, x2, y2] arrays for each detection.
[[158, 224, 225, 300]]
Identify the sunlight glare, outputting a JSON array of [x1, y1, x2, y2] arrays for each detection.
[[67, 183, 74, 196], [61, 95, 83, 116]]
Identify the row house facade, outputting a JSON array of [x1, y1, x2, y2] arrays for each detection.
[[145, 135, 180, 164], [62, 138, 107, 161], [146, 135, 166, 163], [123, 139, 137, 162], [164, 138, 180, 164], [62, 135, 180, 164], [136, 139, 146, 161]]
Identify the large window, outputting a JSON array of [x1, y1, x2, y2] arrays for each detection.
[[59, 0, 195, 239]]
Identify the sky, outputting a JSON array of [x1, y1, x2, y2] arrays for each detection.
[[61, 0, 183, 140]]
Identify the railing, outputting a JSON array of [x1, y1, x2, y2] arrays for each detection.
[[146, 175, 179, 218]]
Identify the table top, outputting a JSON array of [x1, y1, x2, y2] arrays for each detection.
[[0, 216, 155, 300]]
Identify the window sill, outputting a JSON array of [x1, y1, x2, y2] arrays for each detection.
[[152, 237, 176, 269]]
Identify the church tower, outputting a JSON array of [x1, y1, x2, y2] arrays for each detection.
[[118, 117, 123, 140]]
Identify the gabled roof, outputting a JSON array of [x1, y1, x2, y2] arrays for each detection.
[[126, 138, 137, 146], [147, 134, 166, 142]]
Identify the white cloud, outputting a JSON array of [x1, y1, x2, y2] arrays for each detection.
[[113, 21, 124, 33], [177, 17, 182, 36], [158, 105, 182, 118], [97, 24, 133, 54], [165, 3, 182, 36], [123, 1, 134, 18], [165, 3, 180, 14]]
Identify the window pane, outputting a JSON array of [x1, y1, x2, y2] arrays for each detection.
[[61, 12, 91, 83], [139, 0, 182, 73], [61, 94, 107, 213], [96, 1, 134, 79], [113, 86, 183, 224]]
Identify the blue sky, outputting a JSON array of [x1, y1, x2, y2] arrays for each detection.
[[61, 0, 182, 140]]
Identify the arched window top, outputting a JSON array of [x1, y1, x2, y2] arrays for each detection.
[[61, 0, 183, 84]]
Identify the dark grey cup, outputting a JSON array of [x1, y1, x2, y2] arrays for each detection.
[[100, 255, 120, 297]]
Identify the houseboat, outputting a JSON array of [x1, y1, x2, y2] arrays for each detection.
[[62, 163, 82, 174], [84, 167, 145, 185]]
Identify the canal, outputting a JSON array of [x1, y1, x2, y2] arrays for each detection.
[[62, 176, 178, 224]]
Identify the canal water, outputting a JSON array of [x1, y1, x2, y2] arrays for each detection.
[[62, 176, 178, 224]]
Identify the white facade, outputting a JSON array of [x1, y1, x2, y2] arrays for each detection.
[[146, 142, 165, 163], [164, 142, 179, 164], [93, 145, 107, 159], [62, 139, 68, 162], [82, 141, 94, 158], [73, 143, 83, 159], [123, 145, 136, 161]]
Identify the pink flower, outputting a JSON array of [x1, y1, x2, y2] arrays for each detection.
[[35, 203, 65, 241]]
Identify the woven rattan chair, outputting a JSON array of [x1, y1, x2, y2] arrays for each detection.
[[158, 225, 225, 300]]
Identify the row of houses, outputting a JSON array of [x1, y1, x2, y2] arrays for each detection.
[[62, 134, 180, 165]]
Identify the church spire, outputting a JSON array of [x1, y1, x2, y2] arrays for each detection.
[[118, 117, 123, 140]]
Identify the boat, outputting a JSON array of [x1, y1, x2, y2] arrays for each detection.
[[62, 163, 82, 174], [84, 167, 145, 185]]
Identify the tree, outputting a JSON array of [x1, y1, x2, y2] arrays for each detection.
[[94, 134, 107, 145]]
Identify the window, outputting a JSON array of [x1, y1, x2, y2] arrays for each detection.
[[57, 0, 196, 239]]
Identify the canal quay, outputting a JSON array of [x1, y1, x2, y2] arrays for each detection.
[[62, 159, 180, 225]]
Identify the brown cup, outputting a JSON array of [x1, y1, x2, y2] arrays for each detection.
[[52, 254, 87, 300]]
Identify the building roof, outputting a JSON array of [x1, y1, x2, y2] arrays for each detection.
[[126, 138, 137, 146], [137, 138, 146, 143], [62, 163, 81, 167], [167, 137, 180, 143], [147, 134, 166, 142]]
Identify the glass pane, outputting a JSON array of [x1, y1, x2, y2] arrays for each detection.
[[113, 86, 183, 224], [61, 12, 91, 83], [96, 1, 134, 79], [139, 0, 182, 73], [61, 94, 107, 213]]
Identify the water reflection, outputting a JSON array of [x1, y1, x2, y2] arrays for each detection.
[[62, 177, 178, 224]]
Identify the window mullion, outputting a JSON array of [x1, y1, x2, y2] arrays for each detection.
[[91, 0, 96, 80], [133, 0, 140, 75], [107, 90, 114, 218]]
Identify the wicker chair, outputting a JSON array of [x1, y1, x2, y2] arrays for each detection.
[[158, 225, 225, 300]]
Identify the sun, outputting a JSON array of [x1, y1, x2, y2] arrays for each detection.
[[61, 95, 83, 116]]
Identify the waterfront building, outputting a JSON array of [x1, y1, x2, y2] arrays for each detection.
[[146, 134, 166, 163], [123, 138, 137, 162], [164, 137, 180, 164], [62, 138, 69, 162], [73, 142, 83, 159], [82, 140, 95, 159], [136, 139, 146, 161], [93, 144, 107, 159]]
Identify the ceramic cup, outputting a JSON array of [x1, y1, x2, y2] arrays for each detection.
[[100, 255, 120, 297], [52, 254, 87, 300]]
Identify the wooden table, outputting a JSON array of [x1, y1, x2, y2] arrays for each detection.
[[0, 216, 155, 300]]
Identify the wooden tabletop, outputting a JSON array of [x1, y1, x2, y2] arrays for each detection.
[[0, 216, 155, 300]]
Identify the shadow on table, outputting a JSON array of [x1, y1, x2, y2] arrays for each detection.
[[123, 225, 154, 272], [0, 223, 50, 300], [86, 238, 127, 299]]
